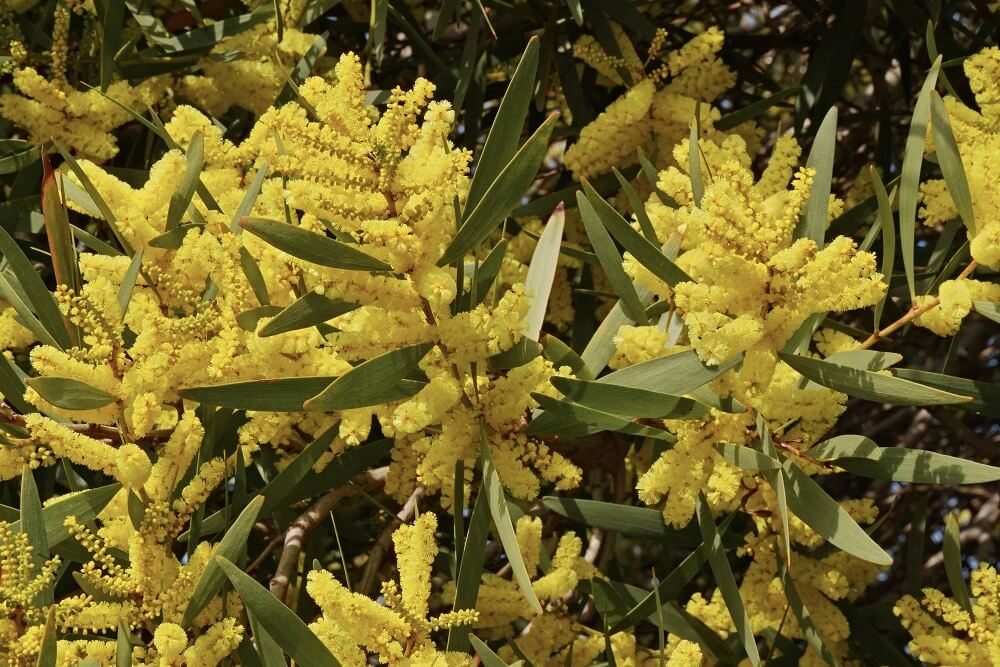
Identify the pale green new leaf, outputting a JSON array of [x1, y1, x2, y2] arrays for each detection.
[[944, 513, 972, 613], [479, 427, 542, 614], [523, 204, 564, 341]]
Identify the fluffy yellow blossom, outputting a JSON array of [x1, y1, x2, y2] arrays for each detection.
[[116, 443, 152, 489], [896, 563, 1000, 665], [0, 67, 167, 161]]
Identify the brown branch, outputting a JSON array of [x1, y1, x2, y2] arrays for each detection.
[[357, 486, 424, 597], [268, 468, 387, 603], [0, 403, 171, 445], [858, 261, 979, 350]]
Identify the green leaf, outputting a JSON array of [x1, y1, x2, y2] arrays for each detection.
[[608, 547, 707, 632], [541, 336, 594, 380], [231, 162, 269, 233], [578, 193, 647, 324], [900, 56, 942, 299], [541, 496, 698, 544], [182, 376, 338, 412], [870, 169, 896, 328], [439, 113, 558, 266], [13, 483, 120, 549], [892, 368, 1000, 417], [242, 217, 391, 271], [696, 495, 760, 666], [26, 376, 117, 410], [943, 512, 972, 613], [116, 623, 132, 667], [466, 36, 540, 213], [117, 249, 143, 319], [716, 86, 800, 131], [469, 635, 510, 667], [637, 147, 679, 208], [822, 349, 903, 372], [241, 247, 271, 306], [141, 3, 274, 54], [612, 168, 658, 243], [55, 142, 134, 255], [258, 293, 358, 337], [488, 337, 543, 371], [582, 181, 690, 288], [778, 352, 971, 406], [36, 606, 57, 667], [810, 435, 1000, 484], [579, 281, 654, 373], [304, 343, 433, 411], [778, 560, 841, 667], [527, 393, 674, 440], [972, 300, 1000, 324], [782, 461, 892, 565], [215, 556, 340, 666], [147, 223, 204, 250], [758, 418, 791, 564], [183, 496, 265, 626], [275, 34, 327, 107], [0, 221, 71, 349], [715, 443, 780, 471], [929, 92, 975, 235], [448, 488, 490, 652], [688, 115, 704, 207], [257, 427, 338, 515], [20, 467, 52, 606], [480, 427, 542, 614], [467, 239, 508, 309], [551, 377, 710, 420], [523, 204, 564, 341], [0, 140, 41, 174], [599, 348, 742, 396], [167, 132, 204, 230], [795, 107, 837, 245]]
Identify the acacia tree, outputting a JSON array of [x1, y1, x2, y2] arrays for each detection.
[[0, 1, 997, 665]]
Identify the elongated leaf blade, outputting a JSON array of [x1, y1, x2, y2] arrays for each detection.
[[215, 556, 340, 667], [810, 435, 1000, 484], [167, 132, 203, 230], [304, 343, 432, 411], [899, 56, 942, 299], [26, 376, 117, 410], [782, 461, 892, 565], [696, 495, 760, 666], [795, 107, 837, 245], [258, 293, 358, 337], [523, 204, 564, 341], [779, 353, 971, 406], [466, 37, 540, 213], [552, 377, 709, 420], [578, 193, 647, 324], [943, 512, 972, 613], [439, 114, 558, 266], [242, 217, 391, 271], [183, 496, 265, 626], [480, 428, 542, 614]]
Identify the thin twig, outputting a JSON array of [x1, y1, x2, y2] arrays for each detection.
[[858, 260, 978, 350], [357, 486, 424, 596], [269, 469, 385, 602]]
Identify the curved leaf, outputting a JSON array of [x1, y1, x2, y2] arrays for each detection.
[[242, 217, 391, 271], [304, 343, 432, 411], [26, 376, 117, 410]]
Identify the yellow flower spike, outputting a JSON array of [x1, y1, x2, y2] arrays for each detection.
[[153, 622, 188, 660], [392, 512, 437, 622]]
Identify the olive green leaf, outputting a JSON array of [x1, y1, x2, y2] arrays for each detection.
[[304, 343, 433, 411], [241, 217, 391, 271]]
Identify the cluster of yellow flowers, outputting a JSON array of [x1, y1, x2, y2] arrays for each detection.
[[915, 46, 1000, 335], [1, 4, 998, 664], [895, 563, 1000, 664]]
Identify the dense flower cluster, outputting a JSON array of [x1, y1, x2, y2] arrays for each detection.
[[0, 3, 997, 666]]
